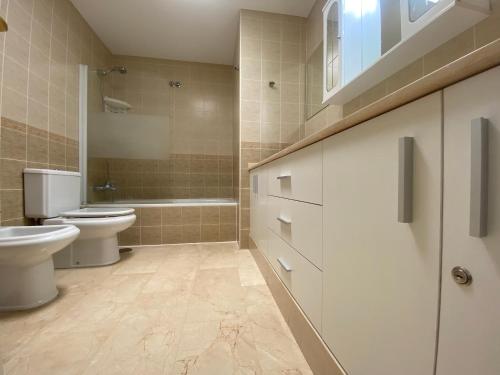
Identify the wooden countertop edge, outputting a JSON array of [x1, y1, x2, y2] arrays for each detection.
[[249, 38, 500, 171]]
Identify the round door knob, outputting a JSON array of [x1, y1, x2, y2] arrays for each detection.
[[451, 266, 472, 285]]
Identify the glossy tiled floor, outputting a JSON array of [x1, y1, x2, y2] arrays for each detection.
[[0, 242, 312, 375]]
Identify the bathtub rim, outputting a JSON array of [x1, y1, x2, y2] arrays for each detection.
[[85, 200, 237, 208]]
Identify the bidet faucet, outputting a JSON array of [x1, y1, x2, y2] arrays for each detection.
[[94, 181, 117, 192]]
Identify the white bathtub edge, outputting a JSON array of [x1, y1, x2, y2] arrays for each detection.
[[85, 202, 237, 208]]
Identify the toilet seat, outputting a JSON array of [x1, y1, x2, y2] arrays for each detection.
[[44, 215, 136, 239], [60, 207, 135, 218]]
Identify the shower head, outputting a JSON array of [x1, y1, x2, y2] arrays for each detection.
[[97, 66, 128, 76]]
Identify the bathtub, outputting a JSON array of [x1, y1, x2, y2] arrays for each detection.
[[85, 198, 237, 246], [87, 198, 236, 208]]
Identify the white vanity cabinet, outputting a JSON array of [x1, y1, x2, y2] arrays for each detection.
[[322, 92, 442, 375], [436, 66, 500, 375], [249, 66, 500, 375]]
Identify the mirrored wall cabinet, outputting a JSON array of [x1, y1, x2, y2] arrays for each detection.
[[323, 0, 491, 105]]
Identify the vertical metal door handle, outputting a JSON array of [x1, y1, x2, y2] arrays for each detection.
[[277, 257, 292, 272], [470, 118, 489, 237], [398, 137, 414, 223]]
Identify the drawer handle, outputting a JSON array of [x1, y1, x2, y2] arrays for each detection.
[[276, 216, 292, 225], [276, 174, 291, 180], [398, 137, 414, 223], [470, 118, 489, 237], [277, 257, 292, 272]]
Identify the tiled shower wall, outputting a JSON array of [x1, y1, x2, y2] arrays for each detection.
[[88, 154, 233, 202], [237, 10, 307, 248], [0, 0, 111, 225], [86, 55, 235, 202]]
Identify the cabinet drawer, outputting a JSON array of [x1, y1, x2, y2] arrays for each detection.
[[268, 231, 322, 331], [268, 142, 322, 204], [267, 195, 323, 269]]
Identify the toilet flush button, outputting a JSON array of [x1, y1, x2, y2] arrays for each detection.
[[451, 266, 472, 285]]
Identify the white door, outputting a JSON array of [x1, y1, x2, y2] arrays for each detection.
[[322, 92, 442, 375], [437, 66, 500, 375]]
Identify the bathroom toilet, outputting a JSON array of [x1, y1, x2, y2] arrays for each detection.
[[24, 169, 136, 268], [0, 225, 80, 311]]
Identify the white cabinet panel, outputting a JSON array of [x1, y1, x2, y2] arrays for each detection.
[[437, 66, 500, 375], [268, 142, 322, 204], [268, 231, 323, 331], [322, 92, 442, 375], [250, 168, 268, 255], [267, 195, 323, 269]]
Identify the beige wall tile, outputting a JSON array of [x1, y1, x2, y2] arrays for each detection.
[[201, 206, 220, 224], [118, 227, 140, 246], [7, 1, 32, 41], [262, 19, 281, 41], [2, 87, 28, 123], [201, 224, 220, 242], [48, 140, 65, 166], [1, 159, 26, 189], [183, 224, 201, 243], [182, 207, 201, 224], [1, 127, 26, 160], [27, 133, 48, 163], [220, 224, 237, 241], [241, 38, 262, 60], [423, 28, 475, 74], [141, 207, 162, 226], [0, 189, 24, 222], [141, 226, 162, 245], [5, 30, 30, 67], [262, 40, 281, 62], [241, 100, 261, 122], [240, 58, 262, 80], [162, 225, 183, 244], [241, 16, 262, 40]]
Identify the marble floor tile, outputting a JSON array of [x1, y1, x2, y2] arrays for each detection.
[[1, 242, 312, 374], [238, 250, 266, 287], [112, 258, 162, 275]]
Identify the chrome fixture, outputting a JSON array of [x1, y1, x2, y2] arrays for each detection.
[[277, 257, 292, 272], [169, 80, 182, 88], [451, 266, 473, 285], [97, 66, 128, 77], [276, 216, 292, 225], [94, 181, 117, 192]]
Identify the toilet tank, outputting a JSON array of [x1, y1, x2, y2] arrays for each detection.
[[24, 169, 81, 219]]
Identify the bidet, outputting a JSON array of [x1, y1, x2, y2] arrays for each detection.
[[0, 225, 80, 311]]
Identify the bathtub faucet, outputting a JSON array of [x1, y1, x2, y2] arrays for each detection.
[[94, 181, 117, 192]]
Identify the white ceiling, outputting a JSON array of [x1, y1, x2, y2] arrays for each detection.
[[70, 0, 315, 65]]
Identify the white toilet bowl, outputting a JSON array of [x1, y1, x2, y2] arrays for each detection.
[[0, 225, 80, 311], [44, 208, 136, 268]]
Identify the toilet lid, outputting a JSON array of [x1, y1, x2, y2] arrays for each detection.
[[60, 207, 135, 218]]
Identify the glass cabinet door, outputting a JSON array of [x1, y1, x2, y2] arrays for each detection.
[[409, 0, 440, 22], [325, 0, 339, 93]]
